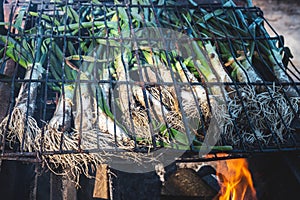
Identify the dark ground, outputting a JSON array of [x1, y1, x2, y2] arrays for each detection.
[[0, 154, 299, 200]]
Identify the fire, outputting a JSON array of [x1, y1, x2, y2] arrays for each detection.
[[216, 158, 257, 200]]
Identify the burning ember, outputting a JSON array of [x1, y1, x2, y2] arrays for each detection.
[[215, 158, 257, 200]]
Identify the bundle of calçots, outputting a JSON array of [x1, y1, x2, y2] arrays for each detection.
[[0, 0, 298, 184]]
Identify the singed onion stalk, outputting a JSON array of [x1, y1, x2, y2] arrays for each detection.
[[0, 63, 44, 152]]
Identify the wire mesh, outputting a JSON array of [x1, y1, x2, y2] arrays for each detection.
[[0, 0, 299, 170]]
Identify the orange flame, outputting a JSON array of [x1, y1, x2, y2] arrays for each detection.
[[216, 158, 257, 200]]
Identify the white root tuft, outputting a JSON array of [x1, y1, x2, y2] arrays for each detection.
[[218, 85, 299, 147], [0, 107, 41, 152], [35, 129, 101, 188]]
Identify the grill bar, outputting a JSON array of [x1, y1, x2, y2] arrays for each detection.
[[0, 0, 299, 182]]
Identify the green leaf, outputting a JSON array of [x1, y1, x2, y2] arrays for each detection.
[[54, 21, 105, 32], [64, 6, 79, 23], [169, 128, 190, 146], [14, 6, 27, 32], [97, 86, 114, 119], [96, 38, 122, 47], [117, 7, 129, 22], [49, 57, 62, 81], [0, 22, 9, 26], [67, 41, 77, 56], [28, 11, 61, 26], [231, 67, 238, 80], [0, 35, 33, 63], [21, 38, 33, 54], [5, 46, 30, 68]]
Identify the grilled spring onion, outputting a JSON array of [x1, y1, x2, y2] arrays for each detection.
[[155, 0, 299, 146], [48, 86, 74, 131], [112, 48, 233, 150], [194, 0, 264, 84], [0, 21, 47, 151], [253, 17, 299, 97], [74, 71, 131, 147], [174, 58, 211, 120], [0, 64, 44, 152]]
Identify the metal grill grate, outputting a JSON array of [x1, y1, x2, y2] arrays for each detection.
[[0, 0, 299, 169]]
